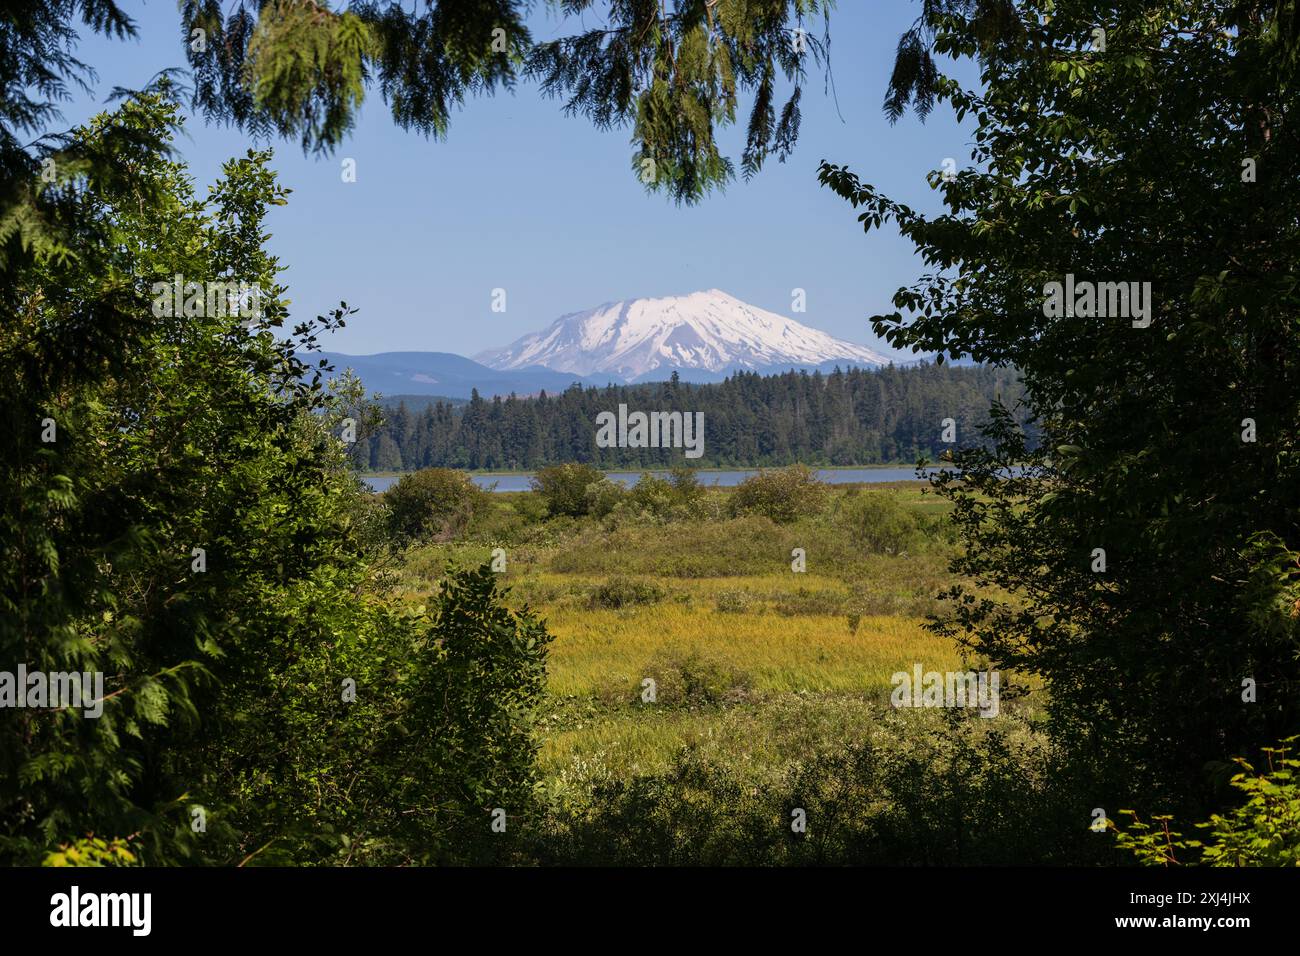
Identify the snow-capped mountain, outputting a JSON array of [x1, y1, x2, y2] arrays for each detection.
[[474, 289, 891, 382]]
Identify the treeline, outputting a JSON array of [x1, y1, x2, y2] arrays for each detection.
[[351, 362, 1033, 471]]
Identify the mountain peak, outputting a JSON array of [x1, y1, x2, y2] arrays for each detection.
[[474, 290, 889, 382]]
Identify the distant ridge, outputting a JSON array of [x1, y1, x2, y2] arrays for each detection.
[[313, 350, 620, 400]]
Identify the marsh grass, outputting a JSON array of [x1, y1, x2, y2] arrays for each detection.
[[390, 480, 1047, 861]]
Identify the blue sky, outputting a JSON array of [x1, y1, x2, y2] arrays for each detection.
[[63, 1, 974, 360]]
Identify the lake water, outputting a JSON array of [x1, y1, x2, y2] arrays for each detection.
[[364, 467, 942, 493]]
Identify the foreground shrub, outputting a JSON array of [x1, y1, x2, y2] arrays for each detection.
[[668, 466, 706, 504], [207, 563, 553, 865], [624, 473, 676, 519], [728, 465, 828, 523], [1114, 738, 1300, 866], [385, 467, 488, 542], [609, 468, 717, 524], [531, 463, 606, 516], [0, 97, 551, 866], [532, 708, 1102, 865]]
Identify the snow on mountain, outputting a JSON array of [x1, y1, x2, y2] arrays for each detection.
[[474, 289, 891, 382]]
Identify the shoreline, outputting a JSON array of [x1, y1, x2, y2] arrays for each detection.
[[360, 463, 939, 479]]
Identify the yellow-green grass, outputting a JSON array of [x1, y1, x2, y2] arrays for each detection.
[[542, 602, 961, 698], [387, 483, 1013, 788], [527, 569, 972, 784], [538, 694, 887, 783]]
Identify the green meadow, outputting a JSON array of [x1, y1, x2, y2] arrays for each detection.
[[386, 473, 1087, 864]]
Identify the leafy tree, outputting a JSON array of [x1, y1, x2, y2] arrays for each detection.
[[612, 467, 712, 522], [177, 0, 834, 203], [821, 0, 1300, 811], [2, 0, 840, 280], [584, 476, 628, 518], [2, 90, 339, 863], [0, 92, 552, 865], [1, 2, 172, 273], [624, 472, 677, 518], [210, 561, 552, 865], [668, 465, 706, 505]]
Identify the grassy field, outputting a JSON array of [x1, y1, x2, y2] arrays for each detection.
[[393, 480, 1037, 813]]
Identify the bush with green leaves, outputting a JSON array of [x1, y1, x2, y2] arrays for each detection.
[[588, 577, 666, 610], [1115, 739, 1300, 867], [668, 466, 708, 507], [584, 476, 627, 518], [207, 562, 553, 865], [622, 473, 676, 519], [533, 707, 1103, 865], [385, 467, 488, 542], [531, 463, 606, 517], [606, 468, 717, 524], [840, 491, 923, 554], [641, 650, 753, 709], [727, 465, 828, 523]]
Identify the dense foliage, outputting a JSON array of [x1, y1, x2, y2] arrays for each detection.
[[1116, 738, 1300, 866], [841, 491, 926, 555], [350, 363, 1030, 470], [6, 0, 1298, 869], [0, 95, 551, 865], [822, 0, 1300, 817], [529, 707, 1103, 865]]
